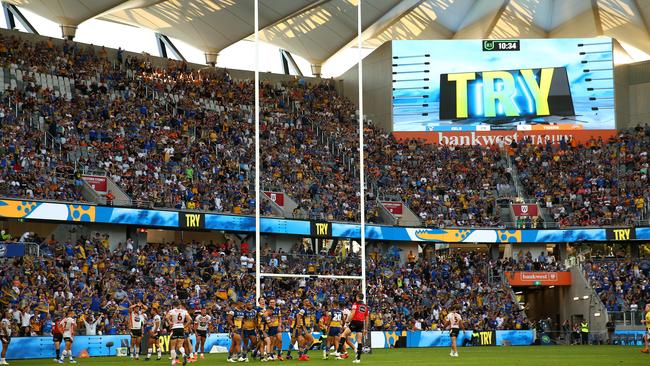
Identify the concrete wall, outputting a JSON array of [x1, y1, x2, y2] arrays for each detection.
[[0, 221, 58, 240], [560, 267, 608, 341], [509, 244, 551, 260], [261, 234, 302, 253], [615, 62, 631, 129], [623, 59, 650, 128], [85, 224, 128, 251], [340, 42, 393, 131], [397, 242, 419, 264], [146, 229, 226, 246]]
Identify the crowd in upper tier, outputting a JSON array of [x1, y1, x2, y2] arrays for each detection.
[[584, 257, 650, 312], [0, 33, 648, 226], [513, 129, 649, 227], [0, 230, 529, 335]]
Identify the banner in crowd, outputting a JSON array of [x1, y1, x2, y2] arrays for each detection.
[[1, 198, 650, 243], [511, 204, 539, 217], [504, 271, 572, 286], [82, 175, 108, 193], [407, 330, 470, 347], [606, 228, 636, 241], [263, 192, 285, 207], [0, 243, 25, 257], [381, 202, 403, 215]]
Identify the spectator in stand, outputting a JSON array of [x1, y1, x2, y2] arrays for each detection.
[[492, 251, 565, 273], [105, 190, 114, 206], [83, 313, 102, 335], [584, 256, 650, 312]]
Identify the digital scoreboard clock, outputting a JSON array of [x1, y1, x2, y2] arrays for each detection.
[[483, 40, 520, 51]]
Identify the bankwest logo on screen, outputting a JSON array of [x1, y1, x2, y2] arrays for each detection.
[[439, 67, 574, 120]]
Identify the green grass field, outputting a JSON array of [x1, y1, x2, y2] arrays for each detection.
[[5, 346, 648, 366]]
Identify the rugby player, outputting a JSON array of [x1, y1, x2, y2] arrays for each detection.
[[128, 303, 148, 360], [145, 307, 162, 361], [194, 308, 212, 360], [445, 304, 464, 358], [337, 294, 369, 363]]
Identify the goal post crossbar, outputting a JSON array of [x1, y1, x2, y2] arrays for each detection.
[[258, 273, 364, 281]]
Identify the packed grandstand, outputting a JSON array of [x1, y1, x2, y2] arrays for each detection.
[[1, 34, 647, 226]]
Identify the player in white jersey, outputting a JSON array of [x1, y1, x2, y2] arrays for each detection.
[[146, 307, 163, 361], [129, 303, 148, 360], [166, 301, 191, 366], [194, 308, 212, 360], [1, 310, 11, 365], [445, 305, 464, 357], [60, 309, 77, 363]]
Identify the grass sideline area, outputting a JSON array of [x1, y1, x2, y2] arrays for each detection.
[[5, 346, 646, 366]]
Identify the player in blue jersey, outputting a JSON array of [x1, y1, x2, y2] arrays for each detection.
[[267, 299, 283, 361], [241, 300, 258, 362], [326, 300, 345, 359], [226, 300, 245, 363], [294, 299, 316, 361]]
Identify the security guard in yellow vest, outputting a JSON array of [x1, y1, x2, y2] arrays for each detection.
[[580, 320, 589, 345]]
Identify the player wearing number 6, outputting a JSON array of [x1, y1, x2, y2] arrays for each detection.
[[166, 301, 191, 366]]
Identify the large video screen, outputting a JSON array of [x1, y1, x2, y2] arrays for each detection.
[[392, 38, 615, 132]]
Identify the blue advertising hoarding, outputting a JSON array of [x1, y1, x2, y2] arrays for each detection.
[[5, 331, 534, 359], [1, 199, 648, 244], [406, 330, 533, 347]]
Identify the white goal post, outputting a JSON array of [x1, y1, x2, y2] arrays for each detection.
[[253, 0, 367, 302]]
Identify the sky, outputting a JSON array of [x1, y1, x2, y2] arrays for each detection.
[[0, 7, 367, 78]]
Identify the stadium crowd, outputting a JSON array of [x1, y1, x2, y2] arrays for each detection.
[[491, 251, 566, 272], [513, 128, 649, 227], [584, 258, 650, 312], [366, 249, 529, 331], [0, 230, 528, 336], [0, 33, 648, 227]]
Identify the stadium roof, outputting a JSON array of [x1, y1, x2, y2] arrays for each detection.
[[6, 0, 650, 65]]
